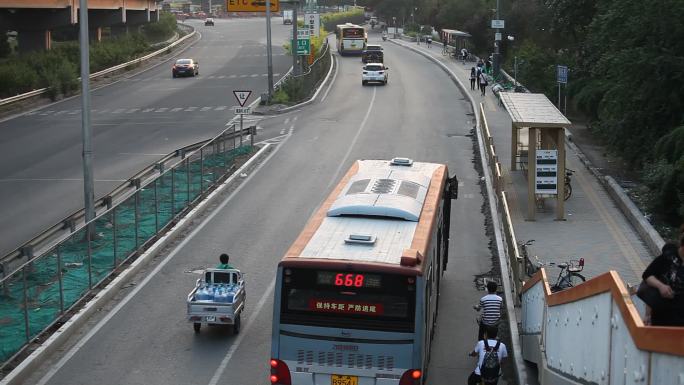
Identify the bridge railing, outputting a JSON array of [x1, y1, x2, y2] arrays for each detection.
[[0, 124, 255, 367], [521, 270, 684, 384]]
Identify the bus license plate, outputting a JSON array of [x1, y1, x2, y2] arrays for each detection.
[[206, 316, 216, 322], [331, 375, 357, 385]]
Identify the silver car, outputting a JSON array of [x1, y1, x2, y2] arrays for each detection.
[[362, 63, 388, 85]]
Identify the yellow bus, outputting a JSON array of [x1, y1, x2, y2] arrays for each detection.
[[336, 23, 366, 55]]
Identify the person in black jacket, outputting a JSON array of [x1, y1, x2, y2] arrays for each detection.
[[642, 227, 684, 326]]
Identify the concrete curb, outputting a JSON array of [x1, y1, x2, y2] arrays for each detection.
[[0, 144, 272, 385], [565, 132, 665, 255], [389, 39, 530, 385]]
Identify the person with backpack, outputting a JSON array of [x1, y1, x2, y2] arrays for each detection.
[[478, 70, 489, 96], [468, 325, 508, 385]]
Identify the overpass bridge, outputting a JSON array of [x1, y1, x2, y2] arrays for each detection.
[[0, 0, 161, 52]]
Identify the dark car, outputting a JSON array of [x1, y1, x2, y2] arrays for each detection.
[[362, 45, 384, 63], [172, 59, 199, 77]]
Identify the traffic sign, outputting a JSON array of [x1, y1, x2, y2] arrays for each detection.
[[491, 19, 505, 29], [296, 38, 310, 55], [557, 65, 568, 84], [233, 90, 252, 107], [305, 13, 320, 37], [234, 106, 252, 114], [227, 0, 279, 12]]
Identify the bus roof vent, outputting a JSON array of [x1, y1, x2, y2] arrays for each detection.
[[344, 234, 377, 245], [390, 157, 413, 166], [370, 179, 396, 194], [346, 179, 371, 195]]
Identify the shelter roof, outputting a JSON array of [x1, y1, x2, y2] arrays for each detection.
[[441, 29, 471, 38], [500, 92, 572, 128]]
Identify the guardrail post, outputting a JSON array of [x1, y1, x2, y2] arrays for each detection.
[[200, 148, 205, 194], [185, 158, 191, 206], [171, 168, 176, 216], [22, 266, 29, 343], [134, 189, 140, 249], [57, 246, 64, 313], [154, 179, 159, 232], [64, 218, 76, 233], [87, 225, 93, 289], [112, 207, 118, 268]]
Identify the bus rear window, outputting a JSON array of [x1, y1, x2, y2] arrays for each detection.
[[280, 268, 416, 332], [342, 28, 364, 38]]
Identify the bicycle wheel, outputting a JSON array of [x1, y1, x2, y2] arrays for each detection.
[[568, 273, 585, 286], [564, 183, 572, 200]]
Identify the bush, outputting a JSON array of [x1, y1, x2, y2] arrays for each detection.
[[643, 125, 684, 226], [0, 64, 39, 97], [272, 89, 290, 104], [143, 12, 177, 41]]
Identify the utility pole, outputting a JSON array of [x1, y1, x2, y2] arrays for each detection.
[[79, 0, 95, 234], [266, 0, 274, 102], [493, 0, 501, 77], [292, 3, 298, 75]]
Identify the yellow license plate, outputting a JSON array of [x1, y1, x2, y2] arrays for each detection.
[[331, 375, 358, 385]]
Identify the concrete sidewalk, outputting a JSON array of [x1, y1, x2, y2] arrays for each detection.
[[392, 38, 657, 385]]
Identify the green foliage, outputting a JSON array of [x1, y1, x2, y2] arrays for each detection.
[[142, 12, 178, 41], [272, 89, 290, 104], [0, 64, 39, 97]]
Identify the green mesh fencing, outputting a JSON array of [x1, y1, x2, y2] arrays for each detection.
[[0, 144, 252, 363]]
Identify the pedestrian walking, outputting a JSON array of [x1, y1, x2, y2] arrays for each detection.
[[470, 67, 477, 91], [479, 71, 488, 96], [426, 36, 432, 48], [474, 281, 503, 340]]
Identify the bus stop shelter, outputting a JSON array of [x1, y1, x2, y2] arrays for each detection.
[[440, 29, 471, 51], [499, 92, 572, 221]]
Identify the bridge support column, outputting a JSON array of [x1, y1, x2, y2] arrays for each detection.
[[89, 27, 102, 42], [17, 30, 52, 53]]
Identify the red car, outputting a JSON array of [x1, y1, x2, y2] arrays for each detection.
[[172, 58, 199, 78]]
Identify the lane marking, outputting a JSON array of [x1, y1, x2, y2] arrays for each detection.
[[35, 138, 289, 385], [320, 55, 338, 103], [326, 87, 377, 189]]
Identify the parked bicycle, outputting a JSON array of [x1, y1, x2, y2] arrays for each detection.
[[517, 239, 538, 277], [564, 169, 575, 200], [532, 256, 586, 292]]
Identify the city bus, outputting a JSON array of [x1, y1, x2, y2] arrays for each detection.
[[270, 158, 459, 385], [336, 23, 367, 55]]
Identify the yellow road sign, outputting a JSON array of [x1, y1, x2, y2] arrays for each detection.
[[227, 0, 279, 12]]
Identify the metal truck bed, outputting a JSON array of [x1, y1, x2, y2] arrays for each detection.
[[186, 268, 246, 333]]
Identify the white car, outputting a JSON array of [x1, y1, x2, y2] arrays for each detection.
[[362, 63, 388, 85]]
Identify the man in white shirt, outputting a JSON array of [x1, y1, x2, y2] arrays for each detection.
[[468, 325, 508, 385]]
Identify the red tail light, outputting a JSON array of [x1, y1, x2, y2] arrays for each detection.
[[579, 258, 585, 267], [399, 369, 421, 385], [270, 359, 291, 385]]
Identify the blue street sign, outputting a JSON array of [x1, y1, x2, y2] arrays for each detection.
[[557, 65, 568, 84]]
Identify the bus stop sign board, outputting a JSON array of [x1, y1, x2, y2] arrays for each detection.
[[227, 0, 279, 12]]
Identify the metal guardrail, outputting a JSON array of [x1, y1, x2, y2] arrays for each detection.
[[0, 123, 256, 367], [0, 123, 253, 284], [0, 28, 196, 107]]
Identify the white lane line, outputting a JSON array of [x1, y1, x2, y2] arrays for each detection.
[[171, 107, 183, 112], [126, 108, 140, 114], [284, 117, 290, 125], [293, 116, 298, 122], [321, 55, 338, 103], [200, 107, 212, 111], [326, 87, 377, 190], [142, 108, 154, 113], [215, 106, 228, 111], [207, 280, 276, 385], [35, 139, 288, 385], [155, 108, 169, 113], [185, 107, 198, 112]]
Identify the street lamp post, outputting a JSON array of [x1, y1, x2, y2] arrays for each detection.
[[493, 0, 501, 77], [265, 0, 274, 102]]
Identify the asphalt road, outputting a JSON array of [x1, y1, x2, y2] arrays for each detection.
[[20, 29, 499, 385], [0, 17, 292, 257]]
